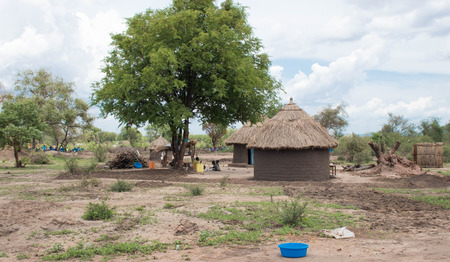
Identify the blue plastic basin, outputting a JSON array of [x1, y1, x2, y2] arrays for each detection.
[[134, 162, 142, 168], [278, 243, 309, 258]]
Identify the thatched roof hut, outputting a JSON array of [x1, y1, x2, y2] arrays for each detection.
[[149, 136, 170, 161], [247, 98, 338, 181], [225, 118, 266, 165], [149, 136, 170, 150]]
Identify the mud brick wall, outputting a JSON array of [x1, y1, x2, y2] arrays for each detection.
[[253, 149, 330, 181], [232, 144, 248, 164]]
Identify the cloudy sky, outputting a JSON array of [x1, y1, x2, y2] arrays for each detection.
[[1, 0, 449, 135]]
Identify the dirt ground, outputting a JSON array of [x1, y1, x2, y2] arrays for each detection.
[[0, 151, 449, 261]]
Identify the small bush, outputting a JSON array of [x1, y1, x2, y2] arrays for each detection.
[[20, 156, 30, 166], [65, 157, 80, 174], [279, 199, 308, 227], [163, 203, 176, 209], [219, 176, 229, 188], [79, 177, 102, 188], [186, 185, 204, 196], [82, 202, 114, 221], [92, 145, 109, 162], [86, 159, 99, 172], [110, 180, 133, 192], [30, 152, 51, 164], [46, 243, 64, 254]]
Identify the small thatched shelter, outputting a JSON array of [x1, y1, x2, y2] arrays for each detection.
[[413, 143, 443, 168], [149, 136, 171, 161], [247, 98, 338, 181], [225, 118, 266, 165]]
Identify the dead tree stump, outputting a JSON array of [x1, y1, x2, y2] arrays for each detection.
[[367, 136, 423, 176]]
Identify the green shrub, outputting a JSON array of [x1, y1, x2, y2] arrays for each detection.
[[46, 243, 64, 254], [110, 180, 133, 192], [86, 159, 99, 172], [279, 199, 308, 227], [79, 177, 102, 188], [20, 156, 30, 166], [82, 202, 114, 221], [92, 145, 109, 162], [65, 157, 80, 174], [335, 134, 373, 163], [163, 203, 176, 209], [16, 253, 30, 260], [186, 185, 204, 196], [30, 151, 51, 164]]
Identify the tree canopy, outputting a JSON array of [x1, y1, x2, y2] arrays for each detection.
[[420, 118, 443, 142], [15, 69, 93, 149], [0, 98, 44, 167], [313, 103, 348, 138], [119, 127, 144, 148], [381, 113, 417, 136], [92, 0, 281, 168]]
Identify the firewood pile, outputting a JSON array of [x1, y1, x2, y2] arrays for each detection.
[[342, 164, 376, 171], [107, 149, 148, 169]]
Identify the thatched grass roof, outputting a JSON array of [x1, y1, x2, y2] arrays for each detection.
[[149, 136, 170, 150], [225, 117, 267, 146], [247, 98, 338, 150]]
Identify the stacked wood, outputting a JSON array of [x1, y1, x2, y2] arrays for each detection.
[[107, 149, 148, 169], [342, 164, 375, 171], [412, 143, 443, 168]]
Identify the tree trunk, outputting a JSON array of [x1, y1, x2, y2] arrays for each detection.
[[14, 148, 20, 168], [171, 118, 190, 170], [13, 145, 23, 168]]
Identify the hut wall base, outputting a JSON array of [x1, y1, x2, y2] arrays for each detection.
[[253, 149, 330, 181]]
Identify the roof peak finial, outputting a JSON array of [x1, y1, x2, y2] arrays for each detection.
[[289, 97, 293, 103]]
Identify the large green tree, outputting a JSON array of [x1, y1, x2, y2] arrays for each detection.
[[15, 69, 93, 149], [313, 103, 348, 138], [0, 99, 44, 167], [92, 0, 281, 168]]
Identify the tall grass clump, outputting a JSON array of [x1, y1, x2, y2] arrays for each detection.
[[82, 202, 114, 221], [110, 180, 133, 192], [279, 198, 308, 227], [186, 185, 204, 196], [219, 176, 229, 188]]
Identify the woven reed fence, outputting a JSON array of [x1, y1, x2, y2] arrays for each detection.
[[412, 143, 443, 168]]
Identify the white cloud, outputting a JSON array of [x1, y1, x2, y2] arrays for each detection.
[[345, 96, 450, 133], [284, 34, 387, 103], [75, 10, 126, 94], [269, 65, 283, 81], [0, 27, 62, 70]]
